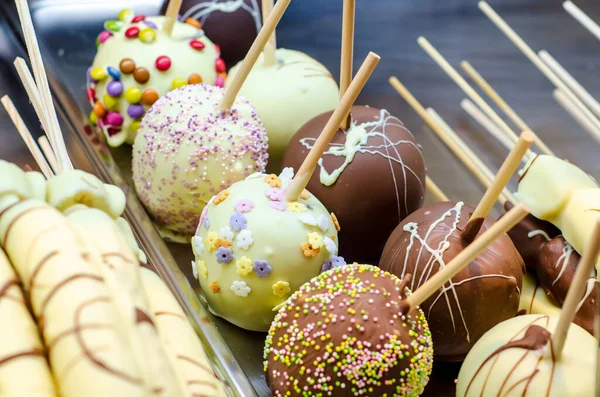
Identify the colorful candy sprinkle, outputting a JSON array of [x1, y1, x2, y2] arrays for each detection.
[[118, 9, 133, 22], [185, 17, 202, 29], [119, 58, 136, 74], [141, 89, 159, 105], [190, 39, 205, 50], [171, 78, 187, 90], [125, 26, 140, 38], [139, 27, 156, 43], [106, 80, 124, 97], [131, 15, 146, 23], [133, 67, 150, 84], [105, 112, 124, 127], [127, 104, 144, 119], [107, 66, 120, 80], [215, 58, 226, 73], [98, 30, 111, 44], [125, 87, 142, 104], [104, 20, 122, 33], [155, 55, 171, 71], [90, 67, 107, 81]]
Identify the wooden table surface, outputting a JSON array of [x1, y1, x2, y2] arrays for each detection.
[[0, 0, 598, 395]]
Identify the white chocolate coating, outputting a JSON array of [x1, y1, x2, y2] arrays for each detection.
[[517, 155, 600, 273], [519, 272, 561, 317], [457, 314, 595, 396], [226, 48, 339, 169], [132, 84, 269, 242], [89, 13, 222, 146], [193, 169, 341, 331], [0, 248, 56, 397]]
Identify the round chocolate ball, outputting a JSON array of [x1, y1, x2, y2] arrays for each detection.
[[379, 201, 525, 361], [282, 106, 426, 264], [162, 0, 262, 67], [264, 264, 434, 396]]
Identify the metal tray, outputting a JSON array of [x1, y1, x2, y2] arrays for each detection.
[[0, 0, 265, 395]]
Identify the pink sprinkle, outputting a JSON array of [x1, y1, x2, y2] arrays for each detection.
[[269, 201, 286, 211], [105, 112, 124, 127], [98, 30, 111, 43]]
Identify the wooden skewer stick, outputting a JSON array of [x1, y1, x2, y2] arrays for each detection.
[[262, 0, 277, 66], [285, 52, 380, 202], [427, 107, 514, 205], [463, 131, 534, 243], [539, 50, 600, 119], [14, 59, 48, 134], [553, 89, 600, 143], [478, 1, 600, 143], [552, 220, 600, 360], [219, 0, 293, 111], [563, 1, 600, 42], [388, 76, 513, 205], [426, 176, 449, 202], [163, 0, 183, 36], [339, 0, 355, 129], [14, 0, 71, 171], [0, 95, 53, 179], [460, 60, 554, 156], [461, 98, 519, 155], [38, 135, 59, 175], [404, 203, 529, 312], [417, 36, 536, 161]]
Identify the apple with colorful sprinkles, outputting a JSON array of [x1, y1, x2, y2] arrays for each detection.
[[88, 2, 226, 147], [191, 51, 381, 331]]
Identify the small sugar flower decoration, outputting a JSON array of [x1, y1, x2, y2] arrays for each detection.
[[215, 238, 232, 249], [192, 236, 204, 256], [205, 232, 218, 251], [264, 174, 281, 188], [204, 217, 211, 229], [236, 256, 253, 276], [231, 281, 251, 297], [298, 213, 317, 226], [198, 205, 209, 233], [272, 281, 291, 297], [320, 256, 346, 273], [301, 243, 320, 258], [308, 232, 324, 249], [323, 237, 337, 256], [234, 199, 254, 213], [299, 189, 311, 200], [196, 261, 208, 279], [330, 212, 341, 231], [219, 226, 234, 241], [253, 260, 272, 278], [213, 189, 230, 205], [287, 202, 306, 213], [236, 229, 253, 250], [191, 260, 198, 279], [269, 201, 286, 211], [216, 247, 234, 264], [279, 167, 294, 182], [265, 188, 283, 201], [230, 212, 247, 231], [209, 281, 220, 293], [317, 214, 329, 232]]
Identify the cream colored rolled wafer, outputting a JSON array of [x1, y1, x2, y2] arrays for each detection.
[[65, 205, 185, 397], [0, 160, 46, 201], [0, 198, 145, 397], [140, 266, 227, 397], [46, 170, 125, 219], [0, 247, 56, 397], [74, 209, 226, 396]]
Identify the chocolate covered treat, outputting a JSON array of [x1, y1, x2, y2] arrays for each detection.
[[264, 264, 434, 396], [282, 106, 426, 264], [161, 0, 262, 66], [380, 201, 524, 361], [506, 203, 598, 334]]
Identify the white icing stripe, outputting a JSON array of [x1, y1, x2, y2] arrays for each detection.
[[299, 108, 424, 221], [527, 229, 552, 242], [182, 0, 262, 32], [552, 239, 574, 286], [575, 278, 598, 313]]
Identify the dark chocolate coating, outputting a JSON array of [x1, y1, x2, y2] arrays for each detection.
[[504, 201, 560, 272], [504, 202, 598, 335], [161, 0, 261, 67], [380, 201, 525, 361], [282, 106, 426, 264]]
